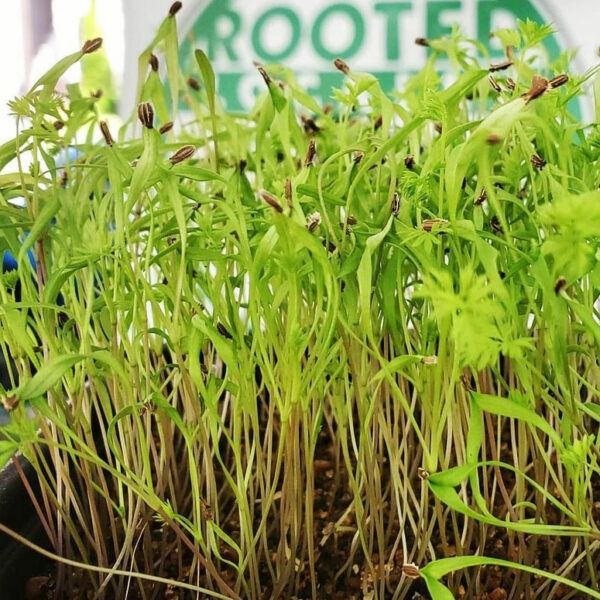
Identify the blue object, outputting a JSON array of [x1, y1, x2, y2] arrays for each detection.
[[2, 246, 36, 273], [2, 251, 18, 271]]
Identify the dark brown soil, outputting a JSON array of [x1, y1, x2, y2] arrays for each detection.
[[20, 418, 600, 600]]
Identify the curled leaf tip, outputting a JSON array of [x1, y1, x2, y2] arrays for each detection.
[[488, 75, 502, 93], [531, 153, 546, 170], [391, 193, 400, 217], [284, 179, 292, 207], [187, 77, 200, 91], [522, 75, 549, 103], [417, 467, 430, 480], [421, 218, 449, 232]]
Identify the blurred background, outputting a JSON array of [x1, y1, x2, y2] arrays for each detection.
[[0, 0, 123, 139], [2, 0, 600, 140]]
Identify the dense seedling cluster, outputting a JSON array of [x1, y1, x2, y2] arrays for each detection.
[[2, 6, 600, 599]]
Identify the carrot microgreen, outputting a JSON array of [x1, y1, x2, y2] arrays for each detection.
[[1, 8, 600, 599]]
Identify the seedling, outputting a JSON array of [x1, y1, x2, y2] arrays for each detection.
[[0, 8, 599, 600]]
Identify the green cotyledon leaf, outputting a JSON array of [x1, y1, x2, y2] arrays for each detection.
[[10, 350, 132, 405], [191, 315, 236, 370], [470, 390, 564, 450], [126, 126, 159, 212], [170, 164, 226, 183], [17, 196, 60, 265], [421, 556, 600, 599], [428, 457, 585, 535], [13, 354, 88, 401], [29, 50, 86, 93], [357, 216, 393, 340], [195, 49, 216, 114]]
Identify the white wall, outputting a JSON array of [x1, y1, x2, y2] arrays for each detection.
[[0, 0, 124, 141]]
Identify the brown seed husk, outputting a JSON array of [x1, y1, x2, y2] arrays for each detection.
[[169, 1, 183, 17], [137, 102, 154, 129], [159, 121, 174, 135], [421, 218, 448, 232], [522, 75, 549, 103], [402, 563, 420, 578], [187, 77, 200, 91], [554, 276, 567, 295], [99, 121, 114, 146], [81, 38, 103, 54], [305, 139, 317, 166], [489, 59, 513, 72], [284, 179, 292, 207], [169, 145, 196, 165], [549, 73, 569, 88], [260, 190, 283, 213], [333, 58, 350, 74]]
